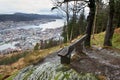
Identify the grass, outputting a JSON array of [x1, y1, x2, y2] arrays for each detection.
[[91, 30, 120, 49], [0, 74, 3, 80], [23, 69, 34, 80], [8, 30, 120, 79], [112, 33, 120, 48], [5, 71, 19, 80], [0, 71, 19, 80], [0, 44, 65, 78], [0, 51, 29, 65], [23, 45, 63, 65], [91, 32, 105, 47], [2, 45, 63, 80], [1, 28, 120, 79]]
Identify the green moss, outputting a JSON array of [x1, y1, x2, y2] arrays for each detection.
[[91, 32, 105, 47], [91, 32, 120, 49], [23, 69, 34, 80], [112, 33, 120, 49]]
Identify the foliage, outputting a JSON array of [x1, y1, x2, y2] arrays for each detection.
[[91, 28, 120, 49], [91, 32, 105, 46], [0, 74, 3, 80], [67, 17, 78, 40], [52, 0, 87, 42], [5, 71, 19, 80], [62, 10, 87, 42], [0, 44, 64, 77], [0, 51, 29, 65], [24, 45, 61, 65], [114, 0, 120, 27], [23, 69, 34, 80], [95, 2, 108, 33], [112, 33, 120, 48], [53, 0, 119, 47], [62, 25, 68, 43], [40, 39, 62, 49], [77, 10, 87, 34], [34, 43, 40, 50]]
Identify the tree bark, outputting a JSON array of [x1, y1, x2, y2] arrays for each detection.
[[104, 0, 114, 46], [92, 1, 99, 39], [66, 2, 69, 42], [85, 0, 95, 47]]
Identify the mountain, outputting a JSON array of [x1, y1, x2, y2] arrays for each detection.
[[0, 13, 62, 22]]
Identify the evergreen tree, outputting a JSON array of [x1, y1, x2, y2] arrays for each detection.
[[114, 0, 120, 27], [77, 10, 87, 34], [95, 0, 108, 33], [34, 43, 39, 50]]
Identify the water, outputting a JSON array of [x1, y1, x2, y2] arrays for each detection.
[[16, 19, 64, 30]]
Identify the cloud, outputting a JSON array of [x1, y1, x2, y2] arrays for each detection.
[[0, 0, 54, 14]]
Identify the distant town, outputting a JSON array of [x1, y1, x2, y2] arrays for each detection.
[[0, 17, 64, 54]]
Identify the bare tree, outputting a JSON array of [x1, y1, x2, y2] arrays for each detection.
[[52, 0, 87, 42], [51, 0, 70, 41]]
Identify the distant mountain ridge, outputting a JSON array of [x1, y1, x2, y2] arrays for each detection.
[[0, 13, 62, 22]]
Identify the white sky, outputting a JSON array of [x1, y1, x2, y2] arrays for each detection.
[[0, 0, 108, 15], [0, 0, 55, 14]]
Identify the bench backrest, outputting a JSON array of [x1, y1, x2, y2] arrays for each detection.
[[58, 34, 87, 57]]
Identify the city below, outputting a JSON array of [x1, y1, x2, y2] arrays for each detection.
[[0, 19, 64, 54]]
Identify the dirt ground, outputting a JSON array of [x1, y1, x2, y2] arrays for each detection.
[[71, 47, 120, 80]]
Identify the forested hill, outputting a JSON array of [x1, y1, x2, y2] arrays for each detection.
[[0, 13, 62, 22]]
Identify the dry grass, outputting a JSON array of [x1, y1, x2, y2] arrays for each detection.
[[23, 45, 62, 65], [0, 45, 63, 77], [98, 75, 107, 80], [91, 32, 105, 47], [114, 28, 120, 34]]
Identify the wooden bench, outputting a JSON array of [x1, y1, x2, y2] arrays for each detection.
[[58, 34, 87, 64]]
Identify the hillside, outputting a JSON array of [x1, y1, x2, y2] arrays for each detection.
[[91, 28, 120, 49], [0, 28, 120, 80], [0, 13, 62, 22]]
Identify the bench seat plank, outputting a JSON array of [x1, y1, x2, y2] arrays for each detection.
[[58, 34, 87, 64]]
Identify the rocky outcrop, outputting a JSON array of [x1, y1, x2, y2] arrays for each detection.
[[14, 52, 98, 80]]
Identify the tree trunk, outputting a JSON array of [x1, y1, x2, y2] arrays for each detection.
[[66, 2, 69, 42], [104, 0, 114, 46], [92, 1, 99, 39], [85, 0, 95, 47]]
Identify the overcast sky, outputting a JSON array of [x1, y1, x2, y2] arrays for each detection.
[[0, 0, 107, 15], [0, 0, 55, 14]]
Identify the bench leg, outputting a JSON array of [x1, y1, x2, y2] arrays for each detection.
[[60, 56, 70, 64]]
